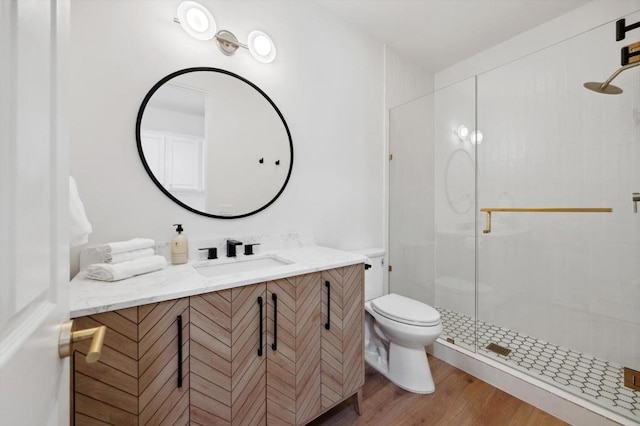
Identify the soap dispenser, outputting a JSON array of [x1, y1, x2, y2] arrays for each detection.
[[171, 224, 188, 265]]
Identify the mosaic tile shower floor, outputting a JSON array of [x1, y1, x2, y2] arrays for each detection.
[[436, 307, 640, 422]]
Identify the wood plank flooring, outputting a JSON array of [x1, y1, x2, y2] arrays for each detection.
[[309, 355, 568, 425]]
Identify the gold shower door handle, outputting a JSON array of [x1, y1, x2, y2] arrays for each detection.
[[480, 207, 613, 233], [58, 320, 107, 363]]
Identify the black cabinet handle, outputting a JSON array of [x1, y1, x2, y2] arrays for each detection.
[[271, 293, 278, 351], [325, 281, 331, 330], [177, 314, 183, 388], [257, 297, 263, 356]]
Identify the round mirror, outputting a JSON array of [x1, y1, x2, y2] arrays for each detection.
[[136, 67, 293, 219]]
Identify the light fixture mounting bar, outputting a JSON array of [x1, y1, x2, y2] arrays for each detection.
[[214, 30, 247, 56]]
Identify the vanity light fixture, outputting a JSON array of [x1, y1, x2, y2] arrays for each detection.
[[174, 1, 277, 64]]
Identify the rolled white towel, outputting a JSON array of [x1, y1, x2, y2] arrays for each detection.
[[105, 248, 155, 264], [95, 238, 155, 255], [86, 255, 166, 282]]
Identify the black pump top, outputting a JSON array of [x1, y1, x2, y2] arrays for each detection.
[[173, 224, 184, 233]]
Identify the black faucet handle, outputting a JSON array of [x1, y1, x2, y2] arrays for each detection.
[[244, 243, 261, 256], [198, 247, 218, 259]]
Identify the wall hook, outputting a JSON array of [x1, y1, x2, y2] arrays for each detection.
[[275, 160, 280, 165], [259, 157, 264, 164]]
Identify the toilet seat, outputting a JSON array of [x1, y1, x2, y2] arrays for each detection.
[[371, 293, 440, 327]]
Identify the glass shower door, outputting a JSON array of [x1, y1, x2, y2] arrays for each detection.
[[388, 76, 477, 352], [476, 11, 640, 422]]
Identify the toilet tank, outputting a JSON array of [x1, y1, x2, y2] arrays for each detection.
[[351, 248, 385, 301]]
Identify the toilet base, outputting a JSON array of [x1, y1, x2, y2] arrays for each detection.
[[365, 342, 435, 394]]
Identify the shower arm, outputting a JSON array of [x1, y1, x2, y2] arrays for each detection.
[[598, 61, 640, 90]]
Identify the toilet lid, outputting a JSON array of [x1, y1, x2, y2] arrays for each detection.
[[371, 293, 441, 326]]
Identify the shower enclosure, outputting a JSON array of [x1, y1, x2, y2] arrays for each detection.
[[388, 11, 640, 424]]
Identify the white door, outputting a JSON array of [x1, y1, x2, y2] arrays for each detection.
[[0, 1, 70, 425]]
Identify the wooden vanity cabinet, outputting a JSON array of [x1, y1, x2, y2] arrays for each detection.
[[189, 273, 324, 425], [72, 298, 190, 425], [189, 265, 364, 425], [71, 265, 363, 426]]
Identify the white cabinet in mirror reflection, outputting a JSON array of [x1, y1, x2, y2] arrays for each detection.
[[141, 130, 205, 211]]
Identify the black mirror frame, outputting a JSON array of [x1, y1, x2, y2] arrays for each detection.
[[135, 67, 293, 219]]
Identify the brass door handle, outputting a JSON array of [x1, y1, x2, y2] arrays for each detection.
[[58, 320, 107, 363]]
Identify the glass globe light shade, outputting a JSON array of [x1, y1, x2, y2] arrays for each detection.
[[177, 1, 216, 41], [248, 31, 277, 63]]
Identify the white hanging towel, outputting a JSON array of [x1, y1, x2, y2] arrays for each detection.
[[69, 176, 93, 247], [95, 238, 156, 255], [86, 255, 166, 282]]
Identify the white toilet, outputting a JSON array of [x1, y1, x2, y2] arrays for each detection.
[[355, 248, 442, 394]]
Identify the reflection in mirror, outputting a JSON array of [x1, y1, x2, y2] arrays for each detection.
[[136, 68, 293, 219]]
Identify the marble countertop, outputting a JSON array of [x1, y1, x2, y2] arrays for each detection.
[[70, 245, 367, 318]]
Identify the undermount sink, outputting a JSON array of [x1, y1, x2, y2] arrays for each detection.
[[193, 255, 293, 278]]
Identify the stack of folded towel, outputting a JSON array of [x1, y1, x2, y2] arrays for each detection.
[[87, 238, 166, 282]]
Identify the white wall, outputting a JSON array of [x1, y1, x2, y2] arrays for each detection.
[[70, 0, 384, 275], [384, 47, 434, 110]]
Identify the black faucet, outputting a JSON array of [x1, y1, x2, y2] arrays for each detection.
[[226, 239, 243, 257]]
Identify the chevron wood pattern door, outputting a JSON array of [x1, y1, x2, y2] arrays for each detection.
[[73, 298, 189, 426], [189, 283, 267, 426], [266, 273, 322, 426], [292, 273, 322, 425], [74, 307, 139, 425], [320, 265, 365, 410], [230, 283, 267, 425], [189, 289, 233, 425], [138, 299, 190, 425]]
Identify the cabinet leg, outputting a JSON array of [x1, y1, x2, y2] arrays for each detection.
[[353, 388, 363, 415]]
